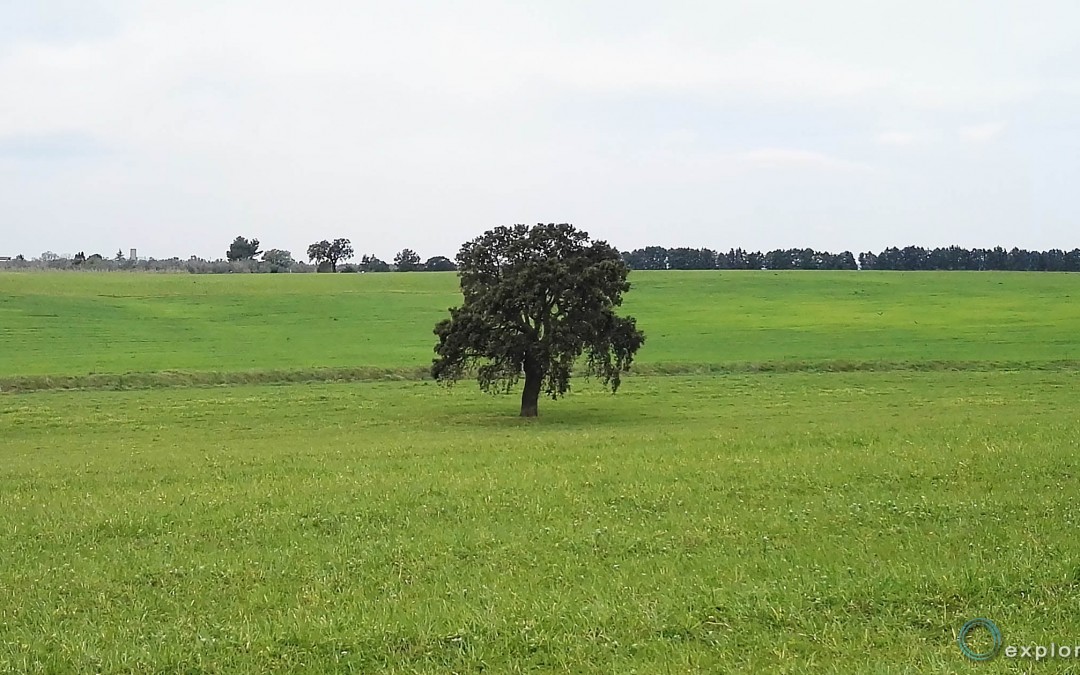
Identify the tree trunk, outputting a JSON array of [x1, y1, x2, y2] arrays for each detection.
[[520, 362, 542, 417]]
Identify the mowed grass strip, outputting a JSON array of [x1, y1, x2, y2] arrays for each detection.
[[4, 360, 1080, 394], [2, 372, 1078, 673], [2, 271, 1078, 379]]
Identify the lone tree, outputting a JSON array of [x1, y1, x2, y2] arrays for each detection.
[[307, 238, 354, 272], [227, 236, 261, 261], [394, 248, 422, 271], [432, 223, 645, 417]]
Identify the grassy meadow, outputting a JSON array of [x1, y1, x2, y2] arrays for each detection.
[[2, 270, 1080, 673], [1, 271, 1078, 381]]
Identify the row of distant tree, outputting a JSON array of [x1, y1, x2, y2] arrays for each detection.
[[621, 245, 1080, 271], [1, 237, 459, 273], [7, 240, 1080, 273], [0, 248, 456, 274], [223, 236, 458, 273]]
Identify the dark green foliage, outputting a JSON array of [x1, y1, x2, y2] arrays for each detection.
[[666, 247, 718, 270], [622, 244, 1080, 271], [227, 236, 261, 262], [621, 246, 857, 270], [621, 246, 671, 270], [762, 248, 859, 270], [422, 256, 457, 272], [360, 255, 391, 272], [860, 246, 1080, 271], [307, 239, 354, 272], [432, 223, 645, 417], [262, 249, 295, 272], [393, 249, 422, 271]]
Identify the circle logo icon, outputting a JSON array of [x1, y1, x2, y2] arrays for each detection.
[[958, 618, 1003, 661]]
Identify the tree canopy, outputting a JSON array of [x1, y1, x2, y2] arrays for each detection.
[[394, 248, 422, 271], [360, 254, 390, 272], [227, 236, 261, 262], [423, 255, 457, 272], [432, 223, 645, 417], [307, 238, 354, 272], [262, 249, 295, 272], [617, 244, 1080, 271]]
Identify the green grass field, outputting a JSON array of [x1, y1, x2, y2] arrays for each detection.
[[2, 271, 1080, 673], [2, 271, 1078, 379]]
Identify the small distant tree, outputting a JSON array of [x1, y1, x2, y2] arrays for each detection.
[[432, 223, 645, 417], [227, 236, 261, 262], [40, 251, 59, 262], [394, 248, 422, 271], [115, 249, 125, 262], [423, 255, 457, 272], [15, 254, 25, 261], [73, 251, 87, 265], [262, 249, 295, 272], [360, 255, 390, 272], [307, 238, 354, 272]]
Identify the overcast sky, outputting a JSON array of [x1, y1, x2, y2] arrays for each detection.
[[1, 1, 1078, 261]]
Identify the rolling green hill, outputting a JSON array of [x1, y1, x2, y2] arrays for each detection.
[[1, 271, 1078, 381]]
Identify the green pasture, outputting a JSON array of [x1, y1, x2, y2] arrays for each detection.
[[3, 373, 1079, 672], [2, 270, 1079, 672], [1, 271, 1078, 379]]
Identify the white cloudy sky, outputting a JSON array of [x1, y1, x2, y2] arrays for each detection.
[[1, 1, 1078, 260]]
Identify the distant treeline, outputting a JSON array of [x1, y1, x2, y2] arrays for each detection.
[[7, 244, 1080, 273], [621, 246, 1080, 271]]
